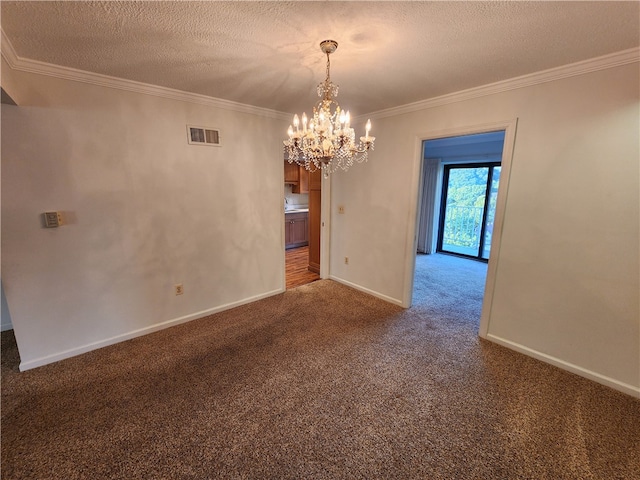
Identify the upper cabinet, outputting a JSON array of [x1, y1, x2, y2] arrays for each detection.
[[284, 162, 299, 183], [284, 161, 309, 194], [296, 167, 309, 193]]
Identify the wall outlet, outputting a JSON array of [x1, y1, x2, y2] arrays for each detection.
[[344, 257, 349, 265], [338, 205, 345, 214], [175, 284, 184, 295]]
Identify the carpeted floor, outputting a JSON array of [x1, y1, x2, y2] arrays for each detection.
[[2, 254, 639, 479]]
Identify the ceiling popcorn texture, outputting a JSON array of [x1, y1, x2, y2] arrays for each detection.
[[1, 1, 638, 115]]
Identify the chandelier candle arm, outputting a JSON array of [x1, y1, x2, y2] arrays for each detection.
[[283, 40, 375, 177]]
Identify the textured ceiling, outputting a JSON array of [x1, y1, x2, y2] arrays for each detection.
[[1, 1, 638, 116]]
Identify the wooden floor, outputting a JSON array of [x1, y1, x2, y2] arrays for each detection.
[[286, 246, 320, 289]]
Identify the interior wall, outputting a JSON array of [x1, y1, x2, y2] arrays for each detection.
[[1, 283, 12, 331], [329, 61, 639, 396], [1, 58, 288, 369]]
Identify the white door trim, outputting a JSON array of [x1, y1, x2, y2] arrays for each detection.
[[402, 119, 519, 340], [320, 173, 331, 278]]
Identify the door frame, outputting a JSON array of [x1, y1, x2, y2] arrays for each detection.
[[282, 169, 331, 289], [306, 168, 330, 278], [319, 174, 331, 278], [403, 119, 518, 338]]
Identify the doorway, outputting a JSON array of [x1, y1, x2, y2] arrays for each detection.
[[415, 130, 505, 260], [405, 120, 517, 337], [284, 168, 322, 290], [411, 128, 511, 325], [437, 163, 501, 261]]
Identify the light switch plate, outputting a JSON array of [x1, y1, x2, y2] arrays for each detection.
[[44, 211, 62, 228]]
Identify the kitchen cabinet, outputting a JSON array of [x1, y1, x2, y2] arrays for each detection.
[[308, 169, 321, 273], [284, 161, 299, 183], [284, 161, 309, 194], [285, 211, 308, 249], [295, 167, 309, 193]]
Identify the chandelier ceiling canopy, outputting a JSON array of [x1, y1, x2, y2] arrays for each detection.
[[284, 40, 375, 177]]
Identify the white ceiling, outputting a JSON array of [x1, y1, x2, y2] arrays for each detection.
[[1, 1, 638, 116]]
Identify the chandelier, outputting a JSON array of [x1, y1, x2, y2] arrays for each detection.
[[284, 40, 375, 177]]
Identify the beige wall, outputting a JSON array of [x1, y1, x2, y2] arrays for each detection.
[[329, 62, 640, 396], [3, 53, 639, 398], [1, 58, 288, 369]]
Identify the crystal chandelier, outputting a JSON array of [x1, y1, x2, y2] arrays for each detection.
[[284, 40, 375, 177]]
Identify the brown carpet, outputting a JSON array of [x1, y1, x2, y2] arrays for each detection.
[[2, 254, 639, 479]]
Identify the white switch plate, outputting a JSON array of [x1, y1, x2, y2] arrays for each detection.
[[44, 211, 62, 227]]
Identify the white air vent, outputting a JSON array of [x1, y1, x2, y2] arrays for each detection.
[[187, 125, 221, 146]]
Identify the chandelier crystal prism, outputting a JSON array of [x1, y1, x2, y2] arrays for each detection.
[[284, 40, 375, 177]]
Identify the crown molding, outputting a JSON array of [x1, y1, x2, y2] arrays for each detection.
[[1, 28, 19, 68], [0, 28, 290, 120], [3, 27, 637, 122], [365, 47, 640, 120]]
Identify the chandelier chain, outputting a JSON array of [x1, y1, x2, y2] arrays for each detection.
[[325, 51, 330, 83]]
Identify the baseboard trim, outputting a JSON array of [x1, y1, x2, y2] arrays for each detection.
[[328, 276, 404, 307], [19, 288, 284, 371], [485, 334, 640, 399]]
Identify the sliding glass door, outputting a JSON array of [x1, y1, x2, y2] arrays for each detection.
[[437, 163, 501, 261]]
